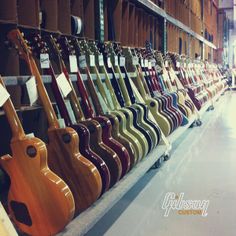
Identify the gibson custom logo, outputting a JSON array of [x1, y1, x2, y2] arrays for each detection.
[[162, 192, 209, 217]]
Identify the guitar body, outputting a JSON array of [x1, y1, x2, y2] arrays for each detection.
[[71, 123, 111, 194], [143, 75, 176, 132], [126, 106, 153, 153], [157, 95, 178, 130], [119, 107, 149, 158], [145, 97, 172, 136], [177, 89, 195, 114], [80, 119, 122, 187], [92, 115, 130, 178], [132, 103, 160, 147], [151, 95, 175, 132], [163, 93, 185, 126], [0, 137, 75, 236], [105, 113, 137, 168], [111, 110, 142, 162], [47, 127, 102, 214], [175, 91, 192, 117]]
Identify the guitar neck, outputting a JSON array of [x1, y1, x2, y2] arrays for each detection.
[[113, 64, 132, 107], [104, 60, 125, 109], [120, 66, 137, 104], [0, 77, 25, 140], [85, 66, 105, 116], [89, 65, 111, 110], [99, 64, 121, 110], [28, 56, 60, 129], [136, 65, 151, 99], [47, 64, 73, 127], [61, 64, 86, 122]]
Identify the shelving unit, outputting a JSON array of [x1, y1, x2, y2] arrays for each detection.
[[57, 144, 168, 236], [134, 0, 216, 50]]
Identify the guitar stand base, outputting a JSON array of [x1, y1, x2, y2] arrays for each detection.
[[196, 119, 202, 126], [151, 155, 167, 169]]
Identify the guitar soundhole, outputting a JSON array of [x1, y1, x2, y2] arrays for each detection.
[[62, 133, 71, 144], [26, 146, 37, 158], [150, 102, 156, 107], [10, 201, 32, 226]]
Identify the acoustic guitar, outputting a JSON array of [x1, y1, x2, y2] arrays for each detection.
[[30, 34, 110, 195], [7, 29, 102, 215], [0, 77, 74, 235]]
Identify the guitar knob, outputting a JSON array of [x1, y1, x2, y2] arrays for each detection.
[[62, 133, 71, 144], [26, 146, 37, 158]]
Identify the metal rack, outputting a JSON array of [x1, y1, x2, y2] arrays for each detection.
[[57, 144, 168, 236]]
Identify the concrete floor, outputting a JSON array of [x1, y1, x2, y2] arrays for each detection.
[[86, 91, 236, 236]]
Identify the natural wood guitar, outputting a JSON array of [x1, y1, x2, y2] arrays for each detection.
[[33, 34, 111, 195], [60, 37, 123, 185], [7, 29, 102, 215], [0, 77, 75, 235]]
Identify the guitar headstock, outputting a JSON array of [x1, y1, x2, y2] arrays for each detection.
[[29, 33, 49, 58], [71, 38, 86, 56], [88, 40, 100, 57], [42, 35, 63, 62], [58, 36, 76, 59], [7, 29, 33, 62], [80, 39, 93, 56], [104, 41, 116, 57], [97, 42, 110, 58]]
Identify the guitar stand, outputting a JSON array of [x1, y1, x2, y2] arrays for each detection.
[[195, 119, 202, 126], [150, 153, 170, 170], [207, 105, 214, 111], [190, 119, 202, 128]]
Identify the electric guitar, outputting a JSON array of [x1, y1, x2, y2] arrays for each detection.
[[151, 51, 186, 126], [43, 35, 123, 188], [114, 43, 161, 148], [165, 52, 195, 116], [87, 42, 137, 169], [99, 42, 151, 160], [31, 34, 111, 195], [65, 38, 125, 183], [124, 47, 172, 136], [7, 29, 102, 215], [103, 42, 153, 158], [90, 41, 143, 165], [68, 39, 133, 175], [0, 76, 75, 235]]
